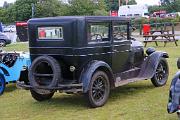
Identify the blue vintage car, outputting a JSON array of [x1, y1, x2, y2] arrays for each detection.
[[0, 51, 30, 95], [167, 58, 180, 118]]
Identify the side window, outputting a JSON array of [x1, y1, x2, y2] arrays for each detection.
[[88, 23, 110, 43], [38, 27, 63, 40], [113, 23, 128, 41]]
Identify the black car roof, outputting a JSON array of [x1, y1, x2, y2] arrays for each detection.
[[28, 16, 129, 23]]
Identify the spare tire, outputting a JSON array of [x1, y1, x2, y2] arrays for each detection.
[[29, 56, 61, 90]]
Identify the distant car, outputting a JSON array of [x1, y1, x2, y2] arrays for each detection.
[[3, 25, 16, 32], [0, 32, 11, 46]]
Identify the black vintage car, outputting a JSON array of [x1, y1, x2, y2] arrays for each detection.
[[17, 16, 169, 107]]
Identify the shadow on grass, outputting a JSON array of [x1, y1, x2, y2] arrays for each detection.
[[32, 82, 155, 109], [31, 93, 88, 110], [109, 83, 155, 101], [5, 83, 17, 93]]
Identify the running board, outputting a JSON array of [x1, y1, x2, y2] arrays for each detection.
[[115, 77, 147, 87]]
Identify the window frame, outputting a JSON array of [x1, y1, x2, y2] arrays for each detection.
[[112, 22, 129, 42], [87, 22, 111, 44], [36, 26, 64, 41]]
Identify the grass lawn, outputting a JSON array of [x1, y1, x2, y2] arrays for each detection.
[[0, 42, 180, 120]]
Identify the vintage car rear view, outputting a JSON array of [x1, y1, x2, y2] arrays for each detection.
[[17, 16, 169, 107]]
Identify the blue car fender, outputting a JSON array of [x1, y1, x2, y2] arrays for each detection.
[[0, 73, 6, 94], [167, 71, 180, 113], [79, 60, 114, 93], [138, 51, 169, 79]]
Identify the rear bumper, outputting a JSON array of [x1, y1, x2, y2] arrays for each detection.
[[16, 81, 83, 93]]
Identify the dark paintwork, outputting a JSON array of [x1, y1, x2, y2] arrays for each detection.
[[167, 59, 180, 114], [28, 16, 131, 81], [20, 16, 169, 92], [168, 71, 180, 113]]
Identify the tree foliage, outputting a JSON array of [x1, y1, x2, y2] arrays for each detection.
[[105, 0, 137, 10], [149, 0, 180, 13], [0, 0, 108, 24], [127, 0, 137, 5], [68, 0, 107, 15], [35, 0, 69, 17]]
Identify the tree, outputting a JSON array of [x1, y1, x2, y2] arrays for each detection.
[[0, 8, 6, 23], [105, 0, 137, 11], [160, 0, 170, 5], [148, 5, 165, 14], [69, 0, 108, 15], [35, 0, 69, 17], [170, 0, 180, 12], [4, 0, 38, 23], [68, 0, 95, 15], [127, 0, 137, 5], [149, 0, 180, 14], [2, 0, 70, 23]]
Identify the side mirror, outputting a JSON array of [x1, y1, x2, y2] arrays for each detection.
[[177, 58, 180, 69]]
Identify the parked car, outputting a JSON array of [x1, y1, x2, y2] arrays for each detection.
[[17, 16, 169, 107], [0, 51, 30, 95], [4, 25, 16, 32], [167, 58, 180, 118], [0, 32, 11, 46]]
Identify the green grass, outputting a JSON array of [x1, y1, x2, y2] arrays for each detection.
[[0, 42, 180, 120]]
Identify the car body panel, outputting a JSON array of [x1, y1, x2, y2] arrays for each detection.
[[0, 32, 11, 45], [0, 52, 31, 83], [79, 60, 114, 92], [168, 71, 180, 113], [4, 25, 16, 32]]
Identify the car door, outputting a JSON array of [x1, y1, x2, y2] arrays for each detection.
[[111, 21, 131, 73], [82, 21, 112, 66]]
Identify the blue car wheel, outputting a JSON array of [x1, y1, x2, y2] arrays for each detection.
[[0, 76, 5, 95]]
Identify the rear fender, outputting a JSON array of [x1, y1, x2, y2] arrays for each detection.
[[79, 60, 114, 93], [138, 51, 169, 79]]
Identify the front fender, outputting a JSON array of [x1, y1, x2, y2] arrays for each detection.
[[0, 73, 5, 81], [167, 71, 180, 113], [139, 51, 169, 79], [79, 60, 113, 93]]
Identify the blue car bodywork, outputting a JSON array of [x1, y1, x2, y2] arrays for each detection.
[[0, 52, 30, 95]]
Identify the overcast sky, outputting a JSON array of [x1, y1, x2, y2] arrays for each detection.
[[0, 0, 160, 7]]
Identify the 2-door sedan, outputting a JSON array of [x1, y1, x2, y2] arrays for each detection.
[[17, 16, 169, 107]]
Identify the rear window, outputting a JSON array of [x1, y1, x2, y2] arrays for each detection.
[[38, 27, 63, 40]]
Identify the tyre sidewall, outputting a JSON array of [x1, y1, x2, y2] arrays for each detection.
[[29, 56, 61, 88], [151, 57, 169, 87], [30, 89, 54, 101], [87, 71, 110, 107]]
